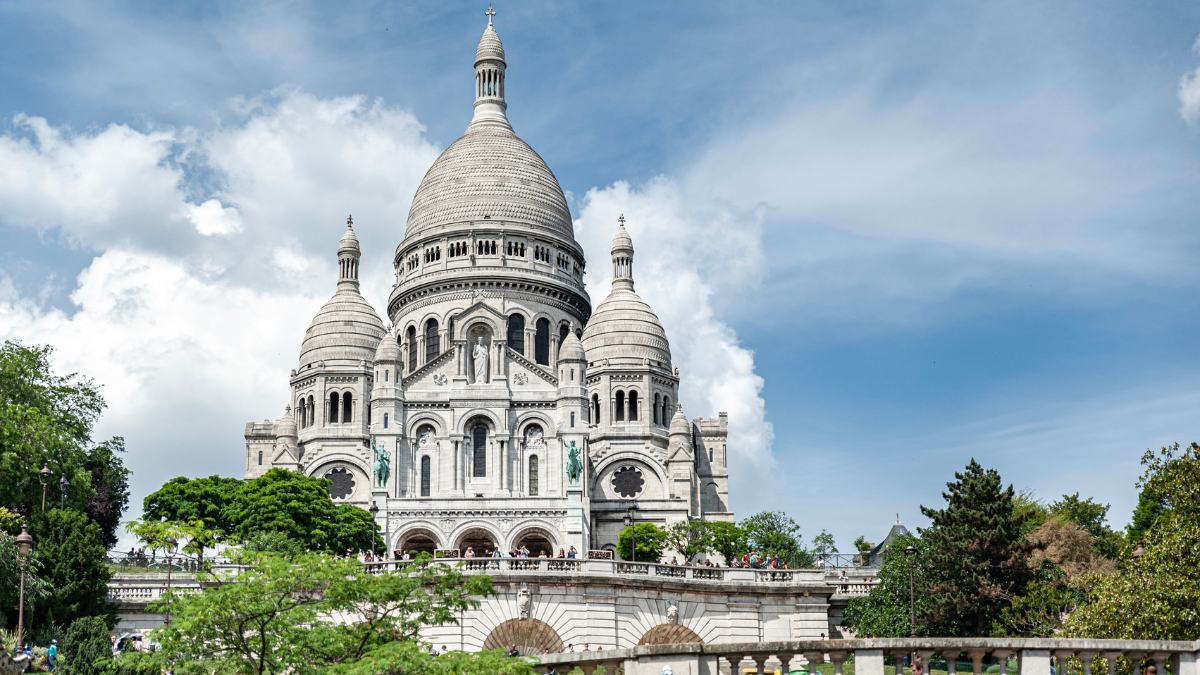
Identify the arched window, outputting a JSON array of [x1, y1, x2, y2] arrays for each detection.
[[383, 413, 389, 429], [424, 318, 439, 363], [298, 399, 307, 428], [534, 318, 550, 365], [507, 314, 526, 355], [384, 369, 388, 382], [420, 456, 431, 497], [406, 326, 417, 372], [628, 390, 639, 422], [615, 390, 626, 422], [592, 394, 601, 425], [308, 395, 315, 426], [528, 455, 539, 496], [570, 412, 576, 428], [342, 392, 352, 423], [257, 449, 263, 466], [558, 323, 570, 345], [328, 392, 340, 423], [653, 393, 660, 425], [472, 423, 487, 478], [662, 396, 671, 424]]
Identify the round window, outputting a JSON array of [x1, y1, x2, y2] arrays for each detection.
[[325, 467, 355, 500], [611, 465, 645, 499]]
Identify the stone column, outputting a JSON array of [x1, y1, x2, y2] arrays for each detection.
[[855, 650, 885, 675], [1019, 650, 1051, 675]]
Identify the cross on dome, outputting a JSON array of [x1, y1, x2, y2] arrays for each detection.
[[346, 214, 354, 228], [485, 4, 495, 26]]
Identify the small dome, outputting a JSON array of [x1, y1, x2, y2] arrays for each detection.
[[580, 286, 671, 366], [338, 221, 360, 254], [299, 287, 385, 369], [374, 329, 401, 363], [275, 409, 298, 439], [611, 217, 633, 254], [475, 24, 505, 64], [558, 326, 585, 362], [669, 404, 690, 436]]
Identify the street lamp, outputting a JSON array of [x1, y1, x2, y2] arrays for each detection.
[[369, 502, 380, 558], [904, 545, 917, 637], [14, 524, 34, 654], [38, 464, 51, 512], [623, 507, 637, 562], [59, 473, 69, 510]]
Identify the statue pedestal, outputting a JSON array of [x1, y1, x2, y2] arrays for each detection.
[[371, 488, 389, 552]]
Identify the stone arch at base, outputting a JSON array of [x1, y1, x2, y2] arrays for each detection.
[[482, 618, 564, 656], [393, 527, 440, 556], [638, 623, 703, 646]]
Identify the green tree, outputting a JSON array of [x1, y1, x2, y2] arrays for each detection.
[[60, 615, 114, 675], [31, 509, 114, 629], [1048, 492, 1122, 559], [1065, 443, 1200, 640], [663, 520, 713, 562], [740, 511, 813, 567], [810, 529, 837, 559], [843, 534, 930, 637], [1011, 489, 1049, 534], [142, 475, 244, 534], [707, 521, 747, 565], [617, 523, 667, 562], [222, 469, 380, 553], [0, 342, 129, 547], [153, 552, 493, 674], [919, 459, 1032, 636], [0, 531, 52, 636]]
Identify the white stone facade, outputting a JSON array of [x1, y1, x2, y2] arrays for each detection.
[[244, 13, 732, 557]]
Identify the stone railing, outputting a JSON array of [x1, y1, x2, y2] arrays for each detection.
[[368, 557, 823, 585], [533, 638, 1200, 675], [107, 573, 203, 604]]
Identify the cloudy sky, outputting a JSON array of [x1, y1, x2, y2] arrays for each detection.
[[1, 1, 1199, 549]]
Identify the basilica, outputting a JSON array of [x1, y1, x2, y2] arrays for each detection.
[[244, 12, 732, 558]]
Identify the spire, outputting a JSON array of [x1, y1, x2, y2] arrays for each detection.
[[610, 214, 635, 289], [471, 6, 509, 128], [337, 214, 361, 288]]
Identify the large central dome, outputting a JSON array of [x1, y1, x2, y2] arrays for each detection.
[[403, 16, 575, 242], [404, 124, 573, 238]]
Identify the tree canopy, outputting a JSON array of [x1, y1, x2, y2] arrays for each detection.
[[740, 510, 814, 567], [142, 474, 243, 534], [150, 551, 498, 674], [617, 522, 668, 562]]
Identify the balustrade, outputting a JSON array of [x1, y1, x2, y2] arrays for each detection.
[[532, 639, 1200, 675]]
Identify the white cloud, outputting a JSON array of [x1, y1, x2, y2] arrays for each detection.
[[188, 199, 242, 236], [575, 179, 775, 476], [1180, 34, 1200, 125]]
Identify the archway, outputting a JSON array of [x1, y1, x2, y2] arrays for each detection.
[[638, 623, 703, 646], [455, 527, 499, 556], [394, 528, 439, 557], [483, 618, 564, 656], [511, 526, 556, 557]]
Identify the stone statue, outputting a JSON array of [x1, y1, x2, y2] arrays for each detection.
[[667, 603, 679, 624], [472, 336, 489, 384], [517, 586, 531, 618], [373, 440, 390, 488], [565, 440, 583, 486]]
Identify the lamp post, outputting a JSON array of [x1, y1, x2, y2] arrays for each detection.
[[623, 507, 637, 562], [14, 524, 34, 654], [904, 544, 917, 637], [38, 464, 51, 512], [59, 473, 68, 510], [369, 502, 380, 558]]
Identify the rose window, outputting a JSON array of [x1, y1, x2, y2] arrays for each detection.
[[325, 467, 355, 500], [611, 465, 644, 499]]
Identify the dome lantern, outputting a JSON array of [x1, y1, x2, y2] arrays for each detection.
[[472, 5, 509, 129], [338, 214, 361, 289], [611, 214, 635, 289]]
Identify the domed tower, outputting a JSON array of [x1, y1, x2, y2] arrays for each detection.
[[582, 216, 678, 444], [388, 9, 590, 385], [282, 216, 385, 505], [666, 404, 696, 516]]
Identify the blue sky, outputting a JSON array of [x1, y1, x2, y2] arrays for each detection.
[[1, 1, 1198, 549]]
